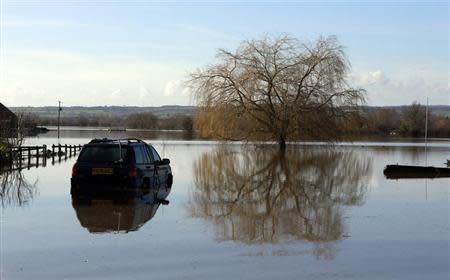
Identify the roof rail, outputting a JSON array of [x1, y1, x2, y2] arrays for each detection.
[[88, 138, 144, 144]]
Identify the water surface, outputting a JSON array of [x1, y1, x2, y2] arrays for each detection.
[[1, 131, 449, 279]]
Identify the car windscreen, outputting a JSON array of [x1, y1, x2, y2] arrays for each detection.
[[77, 145, 128, 163]]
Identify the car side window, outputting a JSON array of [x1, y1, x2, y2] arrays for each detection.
[[134, 146, 152, 164], [142, 146, 153, 164], [150, 146, 161, 161], [133, 146, 145, 164], [144, 145, 155, 163]]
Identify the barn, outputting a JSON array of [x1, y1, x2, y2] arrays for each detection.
[[0, 102, 18, 133]]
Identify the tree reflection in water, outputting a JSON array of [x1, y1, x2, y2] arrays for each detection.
[[0, 169, 38, 208], [189, 146, 372, 258]]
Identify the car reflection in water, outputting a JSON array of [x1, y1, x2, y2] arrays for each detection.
[[71, 186, 171, 234], [189, 146, 373, 258]]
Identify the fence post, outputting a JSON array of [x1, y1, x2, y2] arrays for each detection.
[[36, 148, 40, 168], [52, 145, 55, 165], [27, 147, 31, 168], [43, 145, 47, 166], [18, 147, 22, 169]]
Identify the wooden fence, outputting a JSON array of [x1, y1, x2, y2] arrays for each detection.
[[5, 144, 83, 170]]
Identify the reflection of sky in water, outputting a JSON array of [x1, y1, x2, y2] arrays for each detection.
[[2, 133, 449, 279]]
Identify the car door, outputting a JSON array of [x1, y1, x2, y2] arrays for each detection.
[[147, 145, 170, 187], [133, 145, 156, 188]]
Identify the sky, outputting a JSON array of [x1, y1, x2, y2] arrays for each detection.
[[0, 0, 448, 107]]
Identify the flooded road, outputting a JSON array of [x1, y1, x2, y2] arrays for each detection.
[[1, 131, 449, 279]]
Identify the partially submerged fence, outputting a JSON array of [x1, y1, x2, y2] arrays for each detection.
[[4, 144, 83, 170]]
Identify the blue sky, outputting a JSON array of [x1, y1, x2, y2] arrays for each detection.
[[0, 0, 448, 106]]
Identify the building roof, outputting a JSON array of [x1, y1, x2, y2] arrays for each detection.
[[0, 103, 18, 122]]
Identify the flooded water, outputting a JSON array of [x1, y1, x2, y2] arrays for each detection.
[[1, 130, 449, 280]]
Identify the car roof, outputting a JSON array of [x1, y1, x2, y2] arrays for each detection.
[[87, 138, 147, 146]]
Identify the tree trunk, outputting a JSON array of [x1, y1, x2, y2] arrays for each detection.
[[278, 138, 286, 150]]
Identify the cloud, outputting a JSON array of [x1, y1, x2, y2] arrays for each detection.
[[110, 89, 122, 98], [349, 69, 449, 105], [348, 70, 388, 86], [0, 49, 193, 106], [163, 80, 180, 97], [0, 83, 48, 105], [2, 47, 446, 107], [164, 79, 191, 97], [139, 85, 151, 99], [6, 49, 88, 65]]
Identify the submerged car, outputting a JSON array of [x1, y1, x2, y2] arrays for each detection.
[[71, 138, 173, 193]]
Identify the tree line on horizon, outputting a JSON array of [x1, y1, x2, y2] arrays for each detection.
[[192, 103, 450, 140], [16, 102, 450, 139], [22, 112, 194, 131], [363, 102, 450, 138]]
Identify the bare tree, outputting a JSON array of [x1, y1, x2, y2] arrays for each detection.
[[368, 108, 400, 135], [399, 102, 427, 136], [125, 112, 158, 129], [190, 35, 365, 149]]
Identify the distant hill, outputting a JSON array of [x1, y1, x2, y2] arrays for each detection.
[[11, 105, 450, 118], [11, 105, 196, 118]]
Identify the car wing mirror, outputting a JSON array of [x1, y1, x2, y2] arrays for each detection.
[[161, 158, 170, 165], [154, 158, 170, 165]]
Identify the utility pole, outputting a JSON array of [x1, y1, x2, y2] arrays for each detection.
[[424, 97, 429, 201], [57, 101, 62, 139], [424, 97, 428, 166]]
